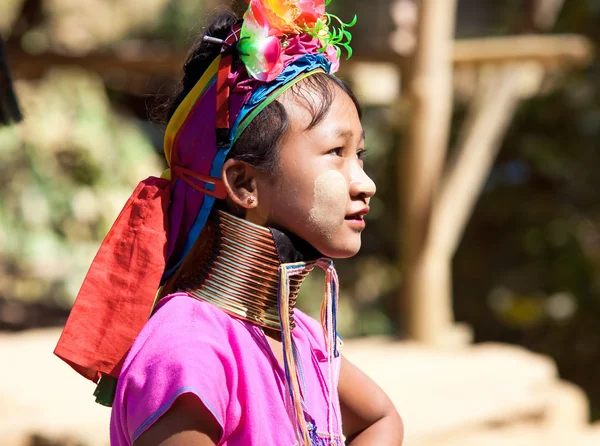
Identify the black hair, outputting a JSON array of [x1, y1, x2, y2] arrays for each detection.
[[159, 9, 362, 173], [0, 37, 23, 126]]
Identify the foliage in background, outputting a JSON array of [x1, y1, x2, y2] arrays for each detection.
[[0, 69, 160, 311]]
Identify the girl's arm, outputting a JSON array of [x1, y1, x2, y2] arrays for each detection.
[[133, 393, 220, 446], [338, 355, 404, 445]]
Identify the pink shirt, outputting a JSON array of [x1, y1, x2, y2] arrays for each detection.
[[109, 293, 343, 445]]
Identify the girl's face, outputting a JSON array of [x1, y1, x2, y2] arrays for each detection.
[[251, 84, 376, 258]]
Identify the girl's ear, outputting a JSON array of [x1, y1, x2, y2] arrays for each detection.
[[222, 158, 259, 210]]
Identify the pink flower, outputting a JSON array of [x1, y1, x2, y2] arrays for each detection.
[[240, 3, 284, 81], [296, 0, 326, 28], [239, 0, 342, 81], [324, 43, 340, 73]]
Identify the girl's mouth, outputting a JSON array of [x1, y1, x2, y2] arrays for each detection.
[[345, 207, 369, 221], [345, 214, 364, 221], [345, 209, 369, 229]]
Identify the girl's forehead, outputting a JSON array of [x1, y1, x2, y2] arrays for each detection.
[[280, 87, 361, 135]]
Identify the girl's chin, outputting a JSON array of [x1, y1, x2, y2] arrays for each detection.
[[316, 238, 362, 259]]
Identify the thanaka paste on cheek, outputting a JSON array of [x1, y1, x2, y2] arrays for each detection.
[[308, 170, 347, 240]]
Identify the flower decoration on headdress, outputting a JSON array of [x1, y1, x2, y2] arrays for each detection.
[[238, 0, 355, 82]]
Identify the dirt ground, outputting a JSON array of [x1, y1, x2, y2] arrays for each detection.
[[1, 329, 110, 446]]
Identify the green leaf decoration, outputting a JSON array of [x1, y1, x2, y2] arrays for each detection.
[[303, 7, 357, 61]]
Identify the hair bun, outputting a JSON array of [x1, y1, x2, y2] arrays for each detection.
[[158, 10, 238, 122], [182, 11, 239, 84]]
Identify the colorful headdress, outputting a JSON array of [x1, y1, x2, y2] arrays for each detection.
[[55, 0, 354, 429], [237, 0, 355, 81]]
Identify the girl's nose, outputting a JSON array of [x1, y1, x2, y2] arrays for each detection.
[[349, 168, 376, 201]]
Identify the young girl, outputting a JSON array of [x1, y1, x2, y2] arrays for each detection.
[[55, 2, 403, 445]]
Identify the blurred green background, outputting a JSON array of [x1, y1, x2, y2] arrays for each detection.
[[1, 0, 600, 419]]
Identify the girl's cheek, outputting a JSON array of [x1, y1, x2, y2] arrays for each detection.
[[307, 170, 347, 240]]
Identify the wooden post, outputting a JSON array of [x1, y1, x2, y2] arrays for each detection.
[[401, 0, 457, 343], [399, 0, 573, 345], [430, 66, 539, 259]]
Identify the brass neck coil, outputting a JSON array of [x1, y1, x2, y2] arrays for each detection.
[[184, 210, 314, 331]]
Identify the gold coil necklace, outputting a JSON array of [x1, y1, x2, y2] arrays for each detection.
[[180, 210, 315, 331]]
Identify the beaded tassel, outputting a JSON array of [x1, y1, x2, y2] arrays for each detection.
[[318, 259, 342, 442], [279, 262, 312, 446], [279, 259, 342, 446]]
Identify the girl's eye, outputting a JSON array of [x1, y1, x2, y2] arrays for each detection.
[[357, 149, 368, 160], [327, 147, 344, 156]]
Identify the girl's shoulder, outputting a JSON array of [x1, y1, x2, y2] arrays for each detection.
[[121, 292, 244, 374], [293, 309, 322, 338], [293, 309, 329, 352], [151, 291, 235, 329], [147, 292, 245, 339], [294, 309, 343, 360]]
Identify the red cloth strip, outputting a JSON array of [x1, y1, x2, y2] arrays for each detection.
[[216, 53, 233, 131], [54, 176, 172, 382], [171, 165, 227, 199]]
